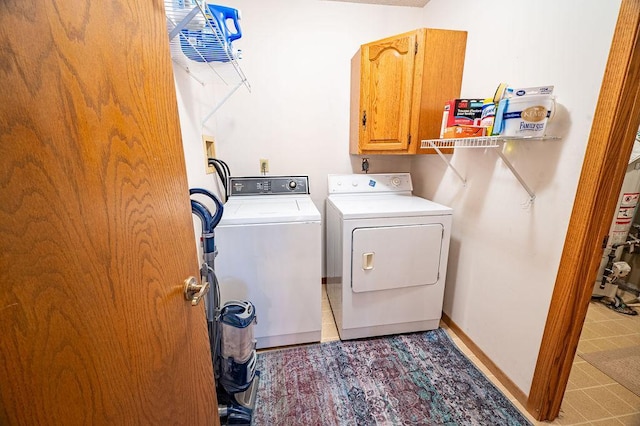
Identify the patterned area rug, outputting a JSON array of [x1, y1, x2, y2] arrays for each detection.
[[252, 329, 531, 425]]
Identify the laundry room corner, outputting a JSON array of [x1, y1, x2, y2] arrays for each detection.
[[410, 0, 622, 397], [169, 0, 626, 409], [9, 0, 640, 424]]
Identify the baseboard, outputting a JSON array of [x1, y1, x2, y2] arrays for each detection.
[[441, 313, 528, 409]]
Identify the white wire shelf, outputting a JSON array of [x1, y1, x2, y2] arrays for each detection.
[[421, 135, 561, 204], [420, 135, 560, 150], [164, 0, 251, 124]]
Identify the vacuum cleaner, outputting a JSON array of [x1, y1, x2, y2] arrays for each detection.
[[190, 188, 259, 425]]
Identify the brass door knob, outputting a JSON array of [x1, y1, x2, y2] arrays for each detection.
[[183, 276, 209, 306]]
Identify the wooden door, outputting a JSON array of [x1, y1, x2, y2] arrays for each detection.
[[359, 31, 417, 152], [0, 1, 218, 424]]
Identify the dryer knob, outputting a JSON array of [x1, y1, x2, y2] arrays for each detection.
[[391, 177, 401, 187], [288, 180, 297, 190]]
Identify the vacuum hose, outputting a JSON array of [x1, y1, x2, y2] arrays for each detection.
[[190, 190, 225, 377], [190, 188, 224, 230]]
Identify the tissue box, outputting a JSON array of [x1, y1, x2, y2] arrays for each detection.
[[440, 99, 485, 136]]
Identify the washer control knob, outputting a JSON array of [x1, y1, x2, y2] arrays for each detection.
[[288, 180, 297, 190], [391, 177, 401, 187], [352, 181, 358, 187]]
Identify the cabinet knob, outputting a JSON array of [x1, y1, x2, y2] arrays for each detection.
[[362, 110, 367, 127]]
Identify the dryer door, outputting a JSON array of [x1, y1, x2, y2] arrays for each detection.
[[351, 224, 443, 293]]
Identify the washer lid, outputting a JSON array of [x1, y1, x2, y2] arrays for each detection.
[[328, 193, 452, 219], [219, 196, 321, 225]]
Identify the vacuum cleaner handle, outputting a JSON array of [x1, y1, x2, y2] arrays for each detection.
[[190, 199, 218, 260], [189, 188, 224, 230], [190, 199, 214, 232]]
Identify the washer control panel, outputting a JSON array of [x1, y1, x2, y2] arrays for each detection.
[[229, 176, 310, 196], [328, 173, 413, 194]]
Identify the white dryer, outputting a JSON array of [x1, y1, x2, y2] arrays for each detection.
[[215, 176, 322, 349], [325, 173, 452, 340]]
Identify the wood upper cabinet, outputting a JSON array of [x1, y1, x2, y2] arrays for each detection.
[[350, 28, 467, 155]]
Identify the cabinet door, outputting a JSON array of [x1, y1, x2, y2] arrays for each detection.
[[359, 31, 418, 152]]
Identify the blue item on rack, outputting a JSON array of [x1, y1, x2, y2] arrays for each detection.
[[180, 3, 242, 63]]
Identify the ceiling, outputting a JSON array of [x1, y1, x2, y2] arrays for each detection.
[[325, 0, 430, 7]]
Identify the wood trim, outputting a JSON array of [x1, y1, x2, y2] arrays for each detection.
[[349, 49, 362, 155], [441, 314, 528, 407], [527, 1, 640, 420]]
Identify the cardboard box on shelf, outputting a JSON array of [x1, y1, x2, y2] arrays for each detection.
[[439, 99, 485, 137], [442, 125, 487, 139]]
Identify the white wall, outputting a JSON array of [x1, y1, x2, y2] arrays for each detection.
[[413, 0, 621, 394], [173, 0, 623, 397], [175, 0, 420, 207]]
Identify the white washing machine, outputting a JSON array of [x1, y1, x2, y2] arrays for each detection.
[[215, 176, 322, 349], [326, 173, 452, 340]]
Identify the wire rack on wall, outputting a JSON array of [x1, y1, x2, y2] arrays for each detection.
[[164, 0, 251, 123]]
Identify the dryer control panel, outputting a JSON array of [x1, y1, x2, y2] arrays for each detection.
[[328, 173, 413, 194], [229, 176, 310, 196]]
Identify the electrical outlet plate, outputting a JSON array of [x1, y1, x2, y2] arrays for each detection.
[[202, 135, 216, 174], [260, 159, 269, 174]]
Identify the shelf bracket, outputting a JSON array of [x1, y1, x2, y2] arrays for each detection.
[[202, 80, 244, 125], [422, 136, 559, 204], [426, 141, 467, 185], [494, 148, 536, 203], [167, 7, 202, 41]]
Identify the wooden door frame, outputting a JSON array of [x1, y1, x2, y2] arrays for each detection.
[[527, 0, 640, 420]]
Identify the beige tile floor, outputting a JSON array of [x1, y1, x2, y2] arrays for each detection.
[[552, 298, 640, 425], [320, 286, 640, 425]]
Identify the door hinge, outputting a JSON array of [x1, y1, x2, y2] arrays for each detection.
[[408, 134, 411, 146], [415, 42, 418, 55], [362, 110, 367, 127], [602, 234, 609, 249]]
